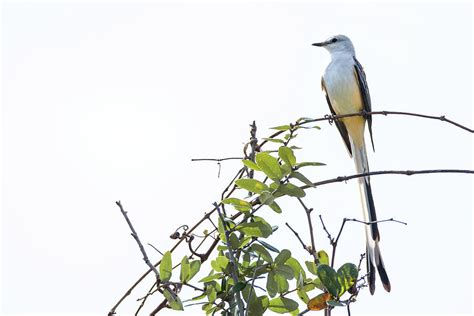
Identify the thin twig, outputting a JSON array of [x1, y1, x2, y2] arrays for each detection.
[[330, 218, 347, 268], [116, 201, 161, 284], [297, 198, 319, 264], [148, 243, 164, 256], [285, 223, 308, 253], [320, 216, 407, 268], [135, 283, 158, 315], [318, 214, 333, 244], [191, 157, 244, 162]]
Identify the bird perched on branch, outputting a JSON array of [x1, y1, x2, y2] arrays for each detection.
[[312, 34, 390, 294]]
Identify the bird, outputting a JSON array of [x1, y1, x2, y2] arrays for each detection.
[[312, 34, 390, 294]]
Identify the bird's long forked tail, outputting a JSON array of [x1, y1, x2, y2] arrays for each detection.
[[353, 143, 391, 294]]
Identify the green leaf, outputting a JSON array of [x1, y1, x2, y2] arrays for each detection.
[[180, 256, 190, 283], [337, 263, 358, 295], [275, 273, 290, 293], [277, 183, 306, 198], [242, 284, 256, 303], [274, 264, 295, 280], [238, 235, 253, 249], [211, 256, 229, 272], [229, 232, 240, 249], [269, 201, 282, 214], [222, 197, 252, 212], [257, 240, 280, 253], [255, 152, 283, 181], [290, 171, 315, 187], [327, 300, 345, 307], [242, 252, 251, 269], [248, 295, 269, 315], [202, 302, 217, 314], [297, 288, 310, 304], [286, 257, 306, 280], [234, 282, 246, 293], [263, 137, 285, 143], [160, 251, 172, 282], [295, 162, 326, 168], [217, 217, 227, 241], [268, 297, 299, 314], [206, 285, 217, 303], [280, 163, 292, 177], [237, 218, 273, 238], [317, 250, 330, 266], [190, 292, 207, 301], [266, 271, 278, 298], [250, 243, 273, 263], [235, 179, 269, 194], [307, 278, 325, 291], [258, 191, 275, 205], [278, 146, 296, 167], [188, 260, 201, 281], [305, 261, 318, 276], [269, 182, 280, 191], [242, 159, 262, 171], [317, 264, 341, 297], [270, 124, 291, 131], [163, 288, 183, 311], [297, 117, 314, 123], [274, 249, 291, 266], [199, 273, 223, 283]]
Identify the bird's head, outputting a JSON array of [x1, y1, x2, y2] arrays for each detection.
[[312, 35, 355, 55]]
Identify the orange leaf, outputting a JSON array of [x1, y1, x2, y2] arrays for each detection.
[[307, 292, 331, 311]]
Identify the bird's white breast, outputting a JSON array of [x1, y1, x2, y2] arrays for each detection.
[[323, 57, 363, 115]]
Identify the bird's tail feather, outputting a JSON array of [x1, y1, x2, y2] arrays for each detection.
[[353, 143, 391, 294]]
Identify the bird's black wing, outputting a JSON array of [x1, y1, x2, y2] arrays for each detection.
[[321, 77, 352, 157], [353, 57, 375, 151]]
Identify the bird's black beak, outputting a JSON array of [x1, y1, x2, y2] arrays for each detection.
[[312, 42, 325, 47]]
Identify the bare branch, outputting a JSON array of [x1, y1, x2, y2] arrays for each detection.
[[115, 201, 161, 284], [302, 169, 474, 190], [260, 110, 473, 147], [285, 222, 309, 253], [297, 198, 319, 264]]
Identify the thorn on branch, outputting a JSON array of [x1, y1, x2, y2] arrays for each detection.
[[346, 218, 408, 226], [147, 243, 164, 256], [324, 114, 334, 125]]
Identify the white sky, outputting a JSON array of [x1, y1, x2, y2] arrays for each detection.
[[1, 1, 472, 316]]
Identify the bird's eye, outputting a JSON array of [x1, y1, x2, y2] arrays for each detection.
[[331, 38, 338, 43]]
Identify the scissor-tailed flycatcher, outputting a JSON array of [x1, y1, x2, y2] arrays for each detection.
[[312, 35, 390, 294]]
